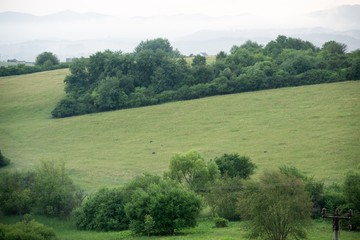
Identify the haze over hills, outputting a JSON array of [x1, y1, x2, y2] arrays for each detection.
[[0, 5, 359, 62]]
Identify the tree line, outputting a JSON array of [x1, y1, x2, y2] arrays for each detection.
[[1, 152, 359, 239], [52, 37, 360, 118], [0, 52, 69, 77]]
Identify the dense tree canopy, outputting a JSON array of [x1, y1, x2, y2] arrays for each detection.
[[214, 153, 256, 179], [35, 52, 60, 67], [51, 36, 360, 118]]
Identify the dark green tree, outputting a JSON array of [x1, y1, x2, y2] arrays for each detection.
[[93, 77, 129, 111], [322, 41, 347, 55], [35, 52, 60, 67], [214, 153, 256, 179], [0, 149, 10, 167], [0, 171, 34, 215], [124, 178, 202, 235], [191, 55, 206, 67], [135, 38, 180, 57], [74, 188, 129, 231]]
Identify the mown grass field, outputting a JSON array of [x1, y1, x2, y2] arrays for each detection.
[[0, 70, 360, 239]]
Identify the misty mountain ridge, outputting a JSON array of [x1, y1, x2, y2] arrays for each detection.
[[0, 10, 112, 22], [0, 5, 359, 61]]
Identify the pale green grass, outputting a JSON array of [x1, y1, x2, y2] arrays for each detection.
[[185, 55, 216, 65], [0, 70, 359, 191]]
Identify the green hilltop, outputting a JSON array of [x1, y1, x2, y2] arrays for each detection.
[[0, 69, 359, 191]]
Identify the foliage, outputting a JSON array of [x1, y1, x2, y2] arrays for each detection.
[[214, 217, 229, 228], [0, 161, 82, 218], [0, 171, 34, 215], [343, 171, 360, 230], [135, 38, 181, 57], [214, 153, 256, 179], [165, 151, 219, 193], [35, 52, 60, 68], [124, 178, 202, 235], [279, 165, 325, 218], [32, 161, 82, 217], [74, 188, 129, 231], [52, 36, 360, 118], [206, 177, 243, 220], [0, 149, 10, 167], [0, 216, 57, 240], [241, 170, 312, 240], [0, 63, 69, 77]]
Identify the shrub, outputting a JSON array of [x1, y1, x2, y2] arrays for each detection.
[[279, 165, 325, 218], [214, 217, 229, 228], [0, 217, 56, 240], [206, 177, 243, 221], [241, 170, 312, 240], [0, 171, 34, 215], [125, 178, 202, 235], [0, 150, 10, 167], [74, 188, 129, 231], [214, 153, 256, 179], [343, 171, 360, 230], [165, 151, 219, 193], [32, 161, 82, 217]]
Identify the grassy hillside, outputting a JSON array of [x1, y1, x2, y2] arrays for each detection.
[[0, 69, 359, 191]]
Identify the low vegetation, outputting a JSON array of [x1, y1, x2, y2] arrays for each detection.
[[0, 51, 69, 77], [0, 215, 57, 240], [0, 149, 10, 167]]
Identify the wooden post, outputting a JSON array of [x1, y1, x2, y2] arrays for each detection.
[[322, 208, 352, 240]]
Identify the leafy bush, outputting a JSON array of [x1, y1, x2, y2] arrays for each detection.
[[240, 170, 312, 240], [0, 171, 34, 215], [206, 177, 243, 221], [0, 216, 56, 240], [165, 151, 219, 193], [32, 161, 82, 217], [214, 153, 256, 179], [0, 150, 10, 167], [343, 171, 360, 230], [214, 217, 229, 228], [35, 52, 60, 68], [279, 165, 325, 218], [125, 178, 203, 235], [74, 188, 129, 231]]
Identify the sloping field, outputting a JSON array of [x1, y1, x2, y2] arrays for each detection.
[[0, 69, 359, 191]]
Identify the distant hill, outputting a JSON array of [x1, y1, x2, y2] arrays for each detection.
[[0, 5, 359, 61], [0, 10, 112, 22], [308, 5, 360, 29]]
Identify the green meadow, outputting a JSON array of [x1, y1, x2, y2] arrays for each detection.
[[0, 69, 360, 239], [0, 69, 359, 191]]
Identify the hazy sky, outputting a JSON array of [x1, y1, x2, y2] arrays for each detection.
[[1, 0, 360, 17]]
